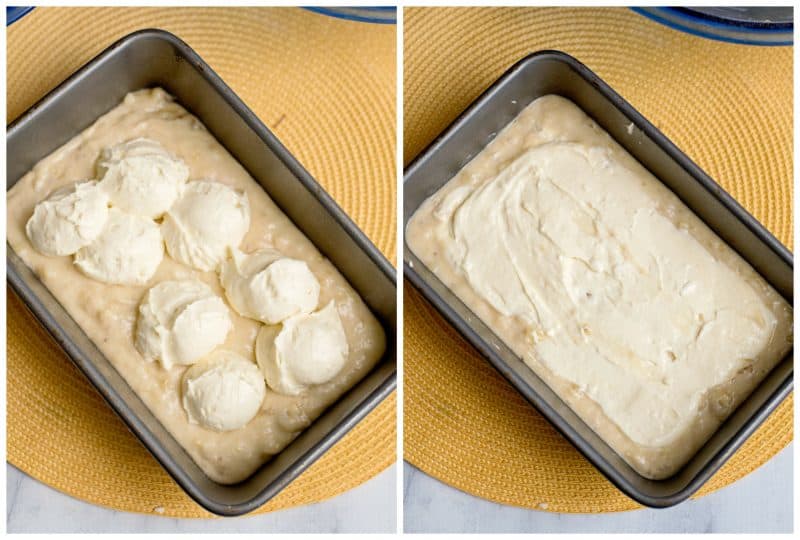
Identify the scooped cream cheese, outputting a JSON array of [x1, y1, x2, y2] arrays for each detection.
[[7, 87, 388, 485], [406, 94, 793, 479], [162, 180, 250, 271], [181, 350, 266, 432], [135, 280, 232, 369], [220, 248, 320, 324], [74, 208, 163, 285], [256, 302, 349, 395], [97, 138, 189, 219], [25, 180, 109, 256]]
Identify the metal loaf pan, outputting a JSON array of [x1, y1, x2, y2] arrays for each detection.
[[403, 50, 792, 508], [7, 29, 397, 516]]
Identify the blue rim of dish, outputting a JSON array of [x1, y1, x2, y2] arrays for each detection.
[[303, 6, 396, 24], [631, 7, 792, 46], [7, 6, 398, 26], [7, 6, 33, 26]]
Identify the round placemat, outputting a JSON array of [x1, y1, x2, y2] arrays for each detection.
[[404, 7, 792, 513], [7, 7, 396, 518]]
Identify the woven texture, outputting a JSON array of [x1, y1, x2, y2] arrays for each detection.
[[404, 7, 792, 513], [7, 7, 395, 518]]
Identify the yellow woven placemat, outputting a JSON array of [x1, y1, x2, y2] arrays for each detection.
[[7, 7, 396, 518], [404, 7, 793, 513]]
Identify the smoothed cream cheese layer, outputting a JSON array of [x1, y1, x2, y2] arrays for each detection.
[[407, 95, 792, 479]]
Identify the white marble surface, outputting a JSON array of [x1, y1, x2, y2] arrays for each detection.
[[7, 462, 396, 533], [404, 445, 792, 533]]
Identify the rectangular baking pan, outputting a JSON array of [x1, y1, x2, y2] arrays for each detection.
[[403, 50, 793, 508], [7, 29, 397, 516]]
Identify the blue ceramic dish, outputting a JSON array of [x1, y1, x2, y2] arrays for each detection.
[[7, 6, 33, 26], [304, 6, 396, 24], [632, 7, 792, 46]]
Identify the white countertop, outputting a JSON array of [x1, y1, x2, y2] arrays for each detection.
[[404, 445, 792, 533], [5, 440, 792, 533], [7, 462, 396, 533]]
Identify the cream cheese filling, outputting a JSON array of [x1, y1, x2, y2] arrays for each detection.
[[441, 141, 775, 448], [7, 88, 387, 484], [407, 94, 792, 478]]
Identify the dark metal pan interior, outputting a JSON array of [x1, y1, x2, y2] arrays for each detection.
[[7, 29, 397, 516], [403, 50, 792, 507]]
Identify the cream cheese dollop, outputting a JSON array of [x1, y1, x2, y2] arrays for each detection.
[[135, 280, 232, 369], [97, 138, 189, 219], [162, 180, 250, 271], [256, 302, 349, 396], [25, 180, 109, 256], [74, 208, 163, 285], [220, 249, 320, 324], [182, 350, 266, 432]]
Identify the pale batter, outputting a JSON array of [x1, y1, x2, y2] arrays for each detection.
[[8, 88, 386, 484], [407, 95, 792, 479]]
